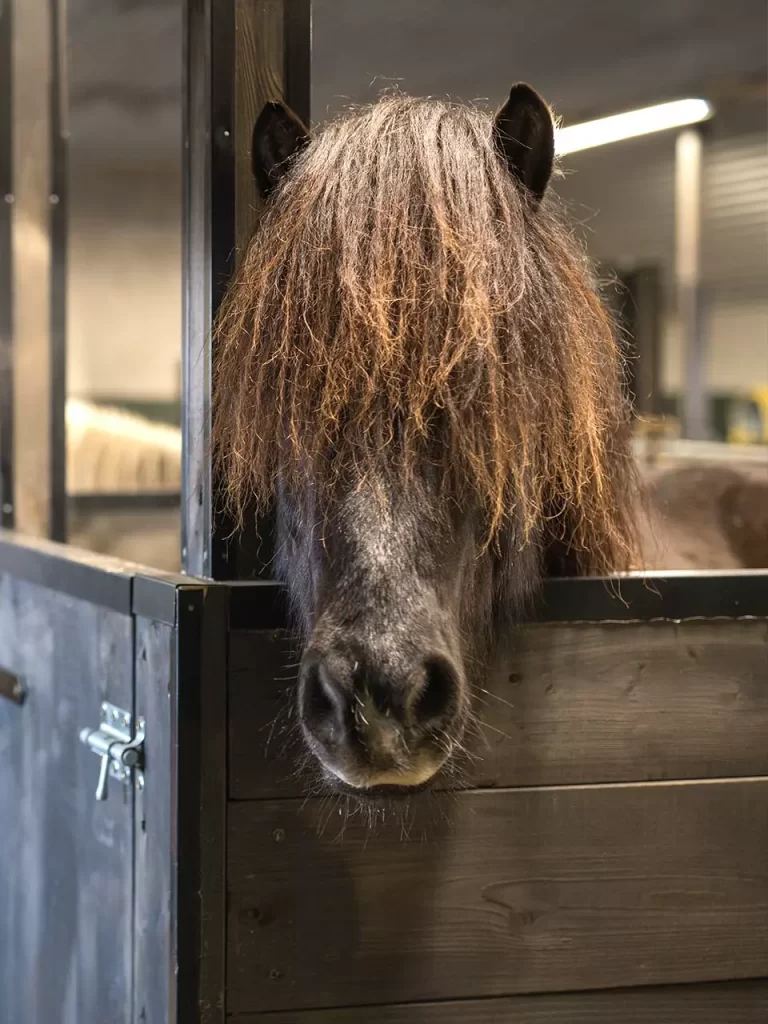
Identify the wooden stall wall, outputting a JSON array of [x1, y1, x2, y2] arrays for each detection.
[[0, 534, 231, 1024], [0, 573, 135, 1024], [225, 602, 768, 1021]]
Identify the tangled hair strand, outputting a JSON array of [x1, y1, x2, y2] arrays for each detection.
[[213, 96, 639, 574]]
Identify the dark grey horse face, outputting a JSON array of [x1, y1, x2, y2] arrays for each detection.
[[275, 475, 503, 793]]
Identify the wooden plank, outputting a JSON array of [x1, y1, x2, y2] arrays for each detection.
[[235, 980, 768, 1023], [228, 620, 768, 799], [235, 0, 283, 254], [134, 587, 229, 1024], [134, 616, 175, 1024], [187, 585, 229, 1024], [226, 779, 768, 1013], [11, 0, 52, 536], [0, 574, 134, 1024]]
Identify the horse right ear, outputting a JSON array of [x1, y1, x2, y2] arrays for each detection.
[[251, 101, 310, 198], [493, 83, 554, 205]]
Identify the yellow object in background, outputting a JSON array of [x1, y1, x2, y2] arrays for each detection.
[[727, 386, 768, 445]]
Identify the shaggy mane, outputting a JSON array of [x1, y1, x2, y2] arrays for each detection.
[[213, 95, 639, 573]]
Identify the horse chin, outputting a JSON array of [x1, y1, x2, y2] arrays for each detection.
[[328, 777, 437, 803], [317, 755, 449, 800]]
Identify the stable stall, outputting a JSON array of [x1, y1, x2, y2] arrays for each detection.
[[0, 2, 766, 1022]]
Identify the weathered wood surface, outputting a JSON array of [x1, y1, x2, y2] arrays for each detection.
[[183, 586, 229, 1024], [240, 980, 768, 1023], [134, 587, 229, 1024], [229, 620, 768, 799], [235, 0, 283, 254], [226, 778, 768, 1013], [0, 574, 134, 1024], [11, 0, 53, 537], [134, 616, 175, 1024]]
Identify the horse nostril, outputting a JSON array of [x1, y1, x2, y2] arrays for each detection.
[[412, 657, 459, 725], [300, 658, 348, 741]]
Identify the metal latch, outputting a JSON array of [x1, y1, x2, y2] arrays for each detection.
[[80, 701, 145, 801]]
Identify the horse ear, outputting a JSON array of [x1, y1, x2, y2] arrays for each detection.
[[251, 101, 310, 197], [493, 83, 554, 205]]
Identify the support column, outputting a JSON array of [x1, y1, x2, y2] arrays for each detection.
[[182, 0, 311, 579], [675, 127, 708, 440]]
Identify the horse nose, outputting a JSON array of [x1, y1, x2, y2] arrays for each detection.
[[299, 656, 351, 749], [298, 651, 461, 785]]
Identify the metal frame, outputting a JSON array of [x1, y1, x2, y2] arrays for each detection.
[[68, 491, 181, 513], [182, 0, 233, 579], [0, 0, 13, 530], [182, 0, 311, 581], [49, 0, 67, 542]]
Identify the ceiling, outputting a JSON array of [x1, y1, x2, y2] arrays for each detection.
[[60, 0, 768, 164], [312, 0, 768, 120]]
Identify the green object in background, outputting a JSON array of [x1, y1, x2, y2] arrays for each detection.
[[658, 392, 766, 443]]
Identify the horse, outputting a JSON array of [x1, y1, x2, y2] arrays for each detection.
[[211, 84, 660, 797], [640, 460, 768, 570]]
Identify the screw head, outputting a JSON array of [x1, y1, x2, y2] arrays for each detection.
[[272, 828, 286, 843]]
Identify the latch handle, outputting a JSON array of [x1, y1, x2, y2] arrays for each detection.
[[95, 753, 110, 801], [79, 703, 145, 802]]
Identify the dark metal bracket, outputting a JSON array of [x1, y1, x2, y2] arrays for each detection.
[[0, 667, 25, 705]]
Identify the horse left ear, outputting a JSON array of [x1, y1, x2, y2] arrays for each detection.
[[251, 100, 310, 197], [493, 83, 554, 205]]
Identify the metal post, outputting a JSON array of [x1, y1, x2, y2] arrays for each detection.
[[182, 0, 311, 579], [49, 0, 67, 542], [613, 266, 663, 420], [675, 127, 708, 440], [0, 0, 14, 528]]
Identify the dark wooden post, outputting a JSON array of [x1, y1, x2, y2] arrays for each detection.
[[615, 266, 664, 420], [182, 0, 311, 579]]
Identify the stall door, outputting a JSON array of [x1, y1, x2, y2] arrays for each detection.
[[0, 571, 136, 1024]]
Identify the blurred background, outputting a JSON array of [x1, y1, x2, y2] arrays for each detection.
[[1, 0, 766, 570]]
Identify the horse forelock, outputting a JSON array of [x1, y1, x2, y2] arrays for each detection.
[[213, 94, 640, 574]]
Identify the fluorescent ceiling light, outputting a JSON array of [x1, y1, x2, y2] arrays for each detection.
[[555, 98, 713, 156]]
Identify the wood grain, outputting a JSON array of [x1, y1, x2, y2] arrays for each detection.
[[237, 980, 768, 1023], [228, 620, 768, 799], [235, 0, 284, 254], [0, 574, 134, 1024], [134, 616, 175, 1024], [134, 588, 229, 1024], [226, 779, 768, 1013]]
